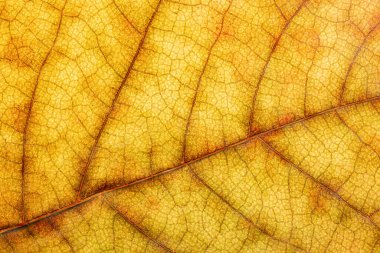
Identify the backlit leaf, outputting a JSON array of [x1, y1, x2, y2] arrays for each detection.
[[0, 0, 379, 252]]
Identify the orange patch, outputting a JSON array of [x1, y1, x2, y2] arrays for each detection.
[[309, 186, 327, 213], [288, 27, 320, 57], [4, 38, 35, 68], [3, 104, 28, 133], [278, 113, 295, 126], [147, 196, 160, 210], [250, 125, 261, 135], [367, 11, 380, 34]]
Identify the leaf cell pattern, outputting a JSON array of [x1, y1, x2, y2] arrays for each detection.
[[0, 0, 379, 252]]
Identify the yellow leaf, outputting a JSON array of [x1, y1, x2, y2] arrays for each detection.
[[0, 0, 379, 252]]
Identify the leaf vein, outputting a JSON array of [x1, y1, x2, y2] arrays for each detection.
[[0, 95, 378, 235]]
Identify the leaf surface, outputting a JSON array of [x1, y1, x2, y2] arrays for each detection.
[[0, 0, 380, 252]]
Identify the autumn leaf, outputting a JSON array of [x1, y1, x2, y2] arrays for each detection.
[[0, 0, 380, 252]]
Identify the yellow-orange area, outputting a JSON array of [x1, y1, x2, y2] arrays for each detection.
[[0, 0, 379, 252]]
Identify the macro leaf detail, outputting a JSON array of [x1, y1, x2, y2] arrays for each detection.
[[0, 0, 379, 252]]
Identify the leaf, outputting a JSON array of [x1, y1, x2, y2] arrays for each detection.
[[0, 0, 379, 252]]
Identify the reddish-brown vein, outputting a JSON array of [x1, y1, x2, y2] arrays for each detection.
[[338, 19, 380, 105], [112, 0, 142, 35], [1, 95, 378, 236], [20, 1, 67, 224], [75, 0, 163, 200], [182, 0, 232, 162], [104, 197, 174, 252], [335, 111, 380, 159], [248, 0, 309, 134], [188, 166, 306, 252], [258, 137, 380, 231], [274, 0, 287, 21]]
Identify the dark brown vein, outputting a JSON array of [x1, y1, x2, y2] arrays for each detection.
[[248, 0, 309, 134], [188, 166, 306, 252], [104, 197, 174, 252], [75, 0, 164, 200], [20, 0, 67, 224], [1, 95, 379, 236], [258, 137, 380, 231], [182, 0, 232, 162], [338, 19, 380, 105]]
